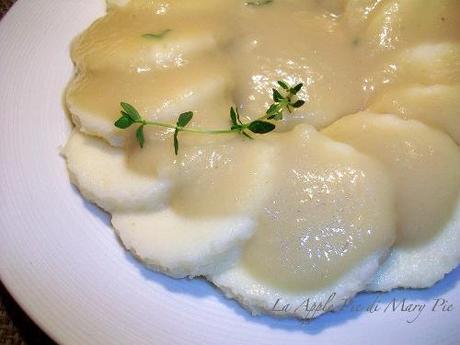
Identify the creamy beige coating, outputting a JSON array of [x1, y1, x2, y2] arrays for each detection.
[[230, 1, 366, 130], [69, 0, 460, 144], [369, 84, 460, 144], [65, 0, 460, 305], [67, 60, 234, 146], [395, 43, 460, 85], [117, 121, 396, 291], [323, 113, 460, 247], [67, 59, 232, 124], [343, 0, 460, 65], [239, 125, 395, 292], [345, 0, 460, 49], [71, 0, 235, 72], [124, 130, 277, 217], [343, 0, 460, 103]]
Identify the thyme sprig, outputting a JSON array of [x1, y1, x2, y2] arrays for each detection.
[[114, 80, 305, 154]]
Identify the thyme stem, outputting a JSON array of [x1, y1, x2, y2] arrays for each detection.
[[114, 80, 305, 154]]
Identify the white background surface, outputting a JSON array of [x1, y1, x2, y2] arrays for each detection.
[[0, 1, 459, 344]]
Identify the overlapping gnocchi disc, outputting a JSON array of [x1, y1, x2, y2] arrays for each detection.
[[211, 251, 386, 319], [366, 42, 460, 91], [63, 129, 170, 212], [211, 125, 396, 318], [323, 113, 460, 290], [69, 0, 235, 146], [64, 0, 460, 319], [63, 115, 264, 279], [368, 202, 460, 291], [395, 42, 460, 84], [66, 62, 233, 146], [112, 209, 256, 278], [345, 0, 460, 52], [231, 2, 365, 130], [79, 0, 234, 72], [113, 134, 277, 277], [64, 127, 277, 277], [368, 84, 460, 144]]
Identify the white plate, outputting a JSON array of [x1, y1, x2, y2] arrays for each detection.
[[0, 1, 459, 344]]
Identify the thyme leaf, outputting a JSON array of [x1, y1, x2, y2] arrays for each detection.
[[114, 80, 305, 154]]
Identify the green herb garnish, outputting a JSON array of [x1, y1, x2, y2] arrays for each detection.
[[115, 80, 305, 154], [245, 0, 273, 6], [142, 29, 171, 40]]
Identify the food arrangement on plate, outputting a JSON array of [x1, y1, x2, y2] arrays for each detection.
[[62, 0, 460, 319]]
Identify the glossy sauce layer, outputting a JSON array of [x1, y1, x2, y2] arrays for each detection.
[[323, 113, 460, 247], [240, 126, 395, 291], [66, 0, 460, 291]]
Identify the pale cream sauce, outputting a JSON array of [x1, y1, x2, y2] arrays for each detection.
[[240, 125, 395, 291], [121, 123, 396, 291], [66, 0, 460, 291], [323, 112, 460, 248], [68, 0, 460, 134]]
